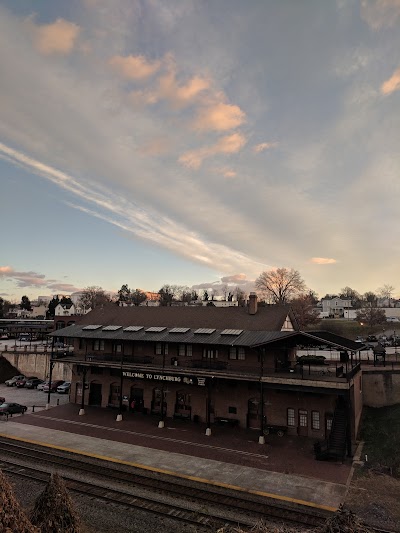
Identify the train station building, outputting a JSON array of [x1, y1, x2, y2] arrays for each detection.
[[50, 294, 363, 457]]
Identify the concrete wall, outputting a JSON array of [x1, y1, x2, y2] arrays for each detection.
[[362, 368, 400, 407], [1, 352, 72, 382]]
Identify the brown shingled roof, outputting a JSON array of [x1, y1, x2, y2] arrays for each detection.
[[76, 303, 298, 332]]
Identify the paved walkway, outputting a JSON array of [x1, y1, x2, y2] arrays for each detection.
[[0, 404, 351, 511]]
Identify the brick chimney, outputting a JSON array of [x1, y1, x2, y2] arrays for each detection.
[[248, 292, 258, 315]]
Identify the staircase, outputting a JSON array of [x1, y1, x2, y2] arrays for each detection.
[[314, 402, 347, 461], [327, 405, 347, 460]]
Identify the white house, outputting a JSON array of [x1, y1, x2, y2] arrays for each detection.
[[321, 297, 352, 318], [55, 303, 77, 316]]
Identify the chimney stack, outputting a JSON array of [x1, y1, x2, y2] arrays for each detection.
[[248, 292, 258, 315]]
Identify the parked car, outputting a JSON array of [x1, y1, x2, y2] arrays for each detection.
[[43, 380, 65, 393], [355, 337, 365, 343], [25, 378, 45, 389], [37, 381, 49, 391], [0, 402, 27, 415], [367, 335, 377, 342], [16, 376, 37, 388], [5, 375, 25, 387], [57, 382, 71, 394]]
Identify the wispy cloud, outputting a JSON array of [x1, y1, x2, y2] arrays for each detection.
[[360, 0, 400, 30], [0, 265, 81, 292], [0, 142, 264, 277], [381, 67, 400, 95], [311, 258, 337, 265], [192, 102, 245, 131], [109, 54, 161, 80], [253, 142, 279, 153], [179, 132, 247, 169]]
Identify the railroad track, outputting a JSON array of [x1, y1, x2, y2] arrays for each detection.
[[0, 437, 332, 530]]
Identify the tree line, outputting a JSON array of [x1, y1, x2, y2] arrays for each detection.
[[0, 269, 395, 330]]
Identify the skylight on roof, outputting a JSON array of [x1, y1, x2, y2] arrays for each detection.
[[220, 329, 243, 336], [82, 325, 102, 330], [194, 328, 216, 334], [123, 326, 144, 332], [102, 325, 122, 331], [169, 327, 190, 333], [145, 327, 166, 333]]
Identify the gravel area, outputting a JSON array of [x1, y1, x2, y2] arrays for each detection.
[[7, 472, 206, 533]]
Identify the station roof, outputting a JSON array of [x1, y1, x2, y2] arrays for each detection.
[[51, 323, 361, 351]]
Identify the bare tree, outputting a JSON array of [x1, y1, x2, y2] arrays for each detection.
[[339, 286, 362, 309], [363, 291, 377, 307], [255, 268, 306, 304], [78, 286, 111, 311], [377, 284, 395, 308], [290, 294, 321, 329], [356, 306, 387, 331]]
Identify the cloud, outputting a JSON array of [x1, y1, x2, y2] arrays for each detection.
[[381, 68, 400, 95], [360, 0, 400, 30], [215, 167, 237, 178], [253, 142, 279, 153], [311, 258, 337, 265], [179, 132, 247, 169], [156, 65, 210, 107], [33, 18, 80, 55], [221, 274, 248, 284], [0, 265, 81, 292], [193, 102, 245, 131], [109, 54, 161, 80]]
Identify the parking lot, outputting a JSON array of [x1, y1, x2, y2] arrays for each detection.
[[0, 382, 70, 415]]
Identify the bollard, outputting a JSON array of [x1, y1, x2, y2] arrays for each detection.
[[57, 398, 60, 406], [32, 406, 35, 413]]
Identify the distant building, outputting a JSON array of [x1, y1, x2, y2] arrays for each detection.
[[321, 297, 352, 318]]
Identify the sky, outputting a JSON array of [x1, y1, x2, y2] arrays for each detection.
[[1, 0, 400, 303]]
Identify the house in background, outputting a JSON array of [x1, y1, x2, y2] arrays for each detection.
[[321, 297, 353, 318]]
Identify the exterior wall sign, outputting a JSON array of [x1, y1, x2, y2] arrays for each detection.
[[122, 371, 206, 386]]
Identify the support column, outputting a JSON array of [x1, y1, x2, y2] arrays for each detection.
[[46, 359, 55, 410], [259, 348, 265, 444], [117, 347, 124, 422], [205, 377, 212, 436], [79, 368, 87, 416], [158, 350, 165, 428]]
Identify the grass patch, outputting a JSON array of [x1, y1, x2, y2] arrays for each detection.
[[360, 404, 400, 476]]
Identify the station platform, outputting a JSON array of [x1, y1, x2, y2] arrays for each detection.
[[0, 403, 351, 511]]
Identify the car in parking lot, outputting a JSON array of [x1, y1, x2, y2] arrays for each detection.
[[16, 376, 37, 388], [5, 375, 25, 387], [25, 378, 45, 389], [367, 335, 377, 342], [0, 402, 27, 415], [57, 381, 71, 394], [43, 380, 65, 393], [37, 381, 49, 391]]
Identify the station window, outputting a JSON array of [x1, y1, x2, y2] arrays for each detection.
[[203, 348, 218, 359], [155, 343, 169, 355], [93, 340, 105, 351], [178, 344, 192, 357], [229, 347, 245, 360], [287, 408, 295, 427], [228, 406, 237, 414], [311, 410, 320, 430]]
